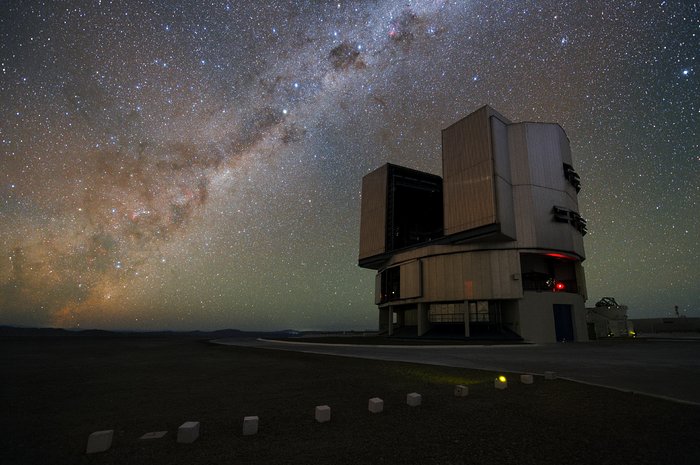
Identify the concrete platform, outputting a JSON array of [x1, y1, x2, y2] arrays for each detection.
[[212, 338, 700, 405]]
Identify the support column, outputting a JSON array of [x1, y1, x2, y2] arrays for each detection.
[[387, 306, 394, 336], [379, 307, 392, 335], [417, 303, 431, 336], [464, 301, 471, 337]]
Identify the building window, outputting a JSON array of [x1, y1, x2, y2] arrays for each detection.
[[380, 266, 400, 303], [520, 253, 579, 293], [429, 303, 465, 323], [521, 271, 554, 292], [468, 301, 490, 322], [385, 165, 443, 252]]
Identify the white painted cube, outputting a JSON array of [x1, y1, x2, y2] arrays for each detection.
[[243, 416, 259, 435], [86, 429, 113, 454], [520, 374, 534, 384], [494, 378, 508, 390], [406, 392, 422, 407], [368, 397, 384, 413], [315, 405, 331, 423], [544, 371, 557, 380], [454, 385, 469, 397], [177, 421, 200, 443]]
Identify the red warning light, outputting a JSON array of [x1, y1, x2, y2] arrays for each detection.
[[545, 253, 576, 260], [554, 282, 566, 291]]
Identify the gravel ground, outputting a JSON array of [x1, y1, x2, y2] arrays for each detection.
[[2, 335, 699, 465]]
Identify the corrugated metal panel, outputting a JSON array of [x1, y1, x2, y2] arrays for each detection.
[[506, 123, 585, 258], [462, 253, 474, 300], [491, 116, 516, 239], [507, 123, 530, 185], [400, 260, 422, 299], [478, 252, 493, 297], [359, 165, 387, 260], [525, 124, 567, 192], [449, 254, 462, 299], [420, 250, 522, 301], [442, 106, 497, 235], [511, 186, 536, 246], [575, 263, 587, 300]]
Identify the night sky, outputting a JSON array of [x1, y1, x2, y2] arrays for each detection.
[[1, 1, 697, 331]]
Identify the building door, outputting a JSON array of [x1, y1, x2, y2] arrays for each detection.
[[553, 304, 574, 342]]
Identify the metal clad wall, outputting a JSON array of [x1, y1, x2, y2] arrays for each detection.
[[575, 263, 587, 300], [442, 106, 497, 235], [506, 123, 585, 258], [428, 255, 448, 299], [450, 255, 462, 298], [511, 185, 537, 246], [427, 254, 457, 300], [517, 292, 588, 343], [525, 124, 566, 191], [558, 126, 574, 166], [532, 187, 576, 251], [527, 124, 584, 258], [490, 116, 516, 239], [490, 251, 503, 298], [507, 124, 531, 186], [494, 250, 523, 299], [421, 250, 522, 301], [400, 260, 422, 299], [359, 165, 388, 260], [478, 252, 493, 297], [508, 125, 534, 247]]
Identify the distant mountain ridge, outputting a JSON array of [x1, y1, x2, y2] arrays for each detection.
[[0, 326, 299, 338]]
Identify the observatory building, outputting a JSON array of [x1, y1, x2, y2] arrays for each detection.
[[358, 106, 588, 343]]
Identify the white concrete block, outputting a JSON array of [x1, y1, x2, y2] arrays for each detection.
[[544, 371, 557, 380], [368, 397, 384, 413], [520, 374, 534, 384], [406, 392, 422, 407], [86, 429, 113, 454], [454, 385, 469, 397], [494, 378, 508, 390], [315, 405, 331, 423], [177, 421, 200, 443], [243, 416, 259, 435], [140, 431, 167, 440]]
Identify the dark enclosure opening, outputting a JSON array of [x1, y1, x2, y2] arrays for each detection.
[[380, 266, 401, 303], [520, 253, 579, 293], [386, 165, 443, 252]]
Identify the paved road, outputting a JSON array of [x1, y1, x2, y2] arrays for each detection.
[[213, 338, 700, 405]]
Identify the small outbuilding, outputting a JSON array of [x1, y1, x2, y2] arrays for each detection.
[[586, 297, 634, 338]]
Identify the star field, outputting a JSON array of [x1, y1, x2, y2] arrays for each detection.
[[1, 1, 697, 330]]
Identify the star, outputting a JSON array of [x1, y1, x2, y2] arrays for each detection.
[[0, 0, 696, 331]]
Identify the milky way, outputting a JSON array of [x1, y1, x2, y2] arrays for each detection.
[[1, 1, 697, 330]]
